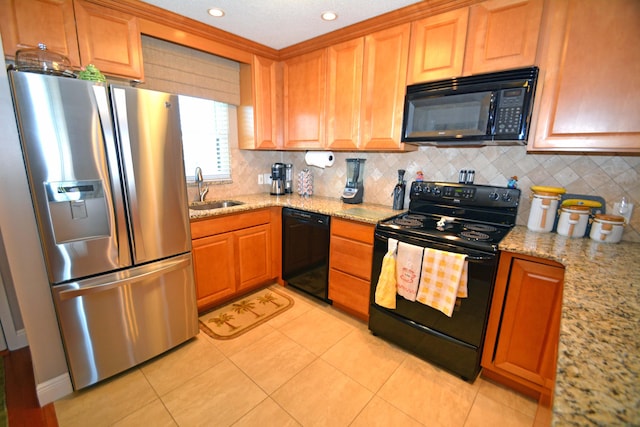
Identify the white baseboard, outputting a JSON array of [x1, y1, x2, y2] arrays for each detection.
[[36, 372, 73, 406], [13, 327, 28, 349]]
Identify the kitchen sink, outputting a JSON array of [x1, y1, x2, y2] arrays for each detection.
[[189, 200, 244, 210]]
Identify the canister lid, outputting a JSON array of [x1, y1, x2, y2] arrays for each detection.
[[593, 214, 625, 223], [530, 185, 566, 195], [561, 205, 591, 213]]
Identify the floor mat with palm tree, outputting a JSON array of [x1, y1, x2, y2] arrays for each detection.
[[199, 286, 293, 339]]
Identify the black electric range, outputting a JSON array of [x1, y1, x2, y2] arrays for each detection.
[[369, 181, 521, 381]]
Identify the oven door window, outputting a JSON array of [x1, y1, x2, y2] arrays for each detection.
[[404, 91, 493, 139]]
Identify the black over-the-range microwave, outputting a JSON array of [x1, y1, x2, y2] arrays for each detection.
[[401, 66, 539, 146]]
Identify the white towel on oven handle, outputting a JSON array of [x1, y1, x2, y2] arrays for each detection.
[[395, 241, 424, 301]]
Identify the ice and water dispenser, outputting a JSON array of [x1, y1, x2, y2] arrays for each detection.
[[45, 180, 110, 244]]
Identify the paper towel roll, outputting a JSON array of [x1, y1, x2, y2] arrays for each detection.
[[305, 151, 335, 168]]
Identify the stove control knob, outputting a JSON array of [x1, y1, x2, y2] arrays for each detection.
[[433, 187, 442, 196], [501, 192, 512, 202], [489, 191, 500, 201]]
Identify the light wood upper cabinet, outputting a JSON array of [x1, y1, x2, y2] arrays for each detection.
[[0, 0, 81, 67], [73, 0, 143, 80], [239, 55, 282, 149], [407, 0, 542, 84], [326, 38, 363, 150], [407, 8, 469, 84], [0, 0, 143, 80], [463, 0, 543, 75], [528, 0, 640, 153], [283, 49, 327, 149], [360, 23, 415, 151]]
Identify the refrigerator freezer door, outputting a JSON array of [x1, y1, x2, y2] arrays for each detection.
[[51, 253, 198, 390], [9, 71, 131, 284], [111, 86, 191, 264]]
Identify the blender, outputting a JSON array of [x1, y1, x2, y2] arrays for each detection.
[[342, 158, 366, 204]]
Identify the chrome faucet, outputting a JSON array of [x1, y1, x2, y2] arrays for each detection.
[[195, 167, 208, 201]]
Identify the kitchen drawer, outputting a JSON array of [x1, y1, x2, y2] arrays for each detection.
[[190, 208, 271, 239], [329, 268, 370, 319], [331, 217, 374, 244], [329, 235, 373, 280]]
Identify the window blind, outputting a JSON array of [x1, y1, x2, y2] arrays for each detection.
[[140, 35, 240, 105]]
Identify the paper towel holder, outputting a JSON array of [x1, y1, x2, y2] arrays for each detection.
[[304, 151, 335, 168]]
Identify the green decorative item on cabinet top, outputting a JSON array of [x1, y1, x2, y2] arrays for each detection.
[[77, 64, 106, 83]]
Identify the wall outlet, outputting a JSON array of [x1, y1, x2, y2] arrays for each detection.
[[613, 202, 634, 224], [264, 173, 272, 185], [258, 174, 264, 185]]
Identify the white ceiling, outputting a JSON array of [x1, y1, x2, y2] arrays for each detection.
[[140, 0, 424, 50]]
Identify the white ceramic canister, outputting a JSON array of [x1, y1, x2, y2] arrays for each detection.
[[589, 214, 625, 243], [527, 191, 563, 232], [556, 205, 591, 238]]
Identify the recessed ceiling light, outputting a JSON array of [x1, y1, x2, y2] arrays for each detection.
[[207, 8, 225, 17], [321, 11, 338, 21]]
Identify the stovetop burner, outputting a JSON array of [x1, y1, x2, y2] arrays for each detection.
[[459, 230, 490, 241], [393, 214, 427, 228], [463, 223, 497, 233]]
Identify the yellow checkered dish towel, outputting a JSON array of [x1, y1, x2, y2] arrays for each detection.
[[416, 248, 468, 317]]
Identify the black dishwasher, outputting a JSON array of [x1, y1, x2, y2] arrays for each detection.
[[282, 208, 331, 303]]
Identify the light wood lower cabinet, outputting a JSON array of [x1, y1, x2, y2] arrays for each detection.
[[482, 251, 564, 405], [192, 232, 236, 309], [190, 208, 280, 312], [328, 218, 374, 320]]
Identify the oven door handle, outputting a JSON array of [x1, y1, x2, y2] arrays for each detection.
[[466, 255, 494, 262]]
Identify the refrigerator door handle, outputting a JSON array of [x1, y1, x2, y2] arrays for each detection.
[[111, 88, 146, 260], [57, 256, 190, 301], [93, 85, 132, 267]]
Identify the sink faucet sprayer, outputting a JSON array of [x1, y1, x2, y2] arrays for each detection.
[[195, 167, 208, 201]]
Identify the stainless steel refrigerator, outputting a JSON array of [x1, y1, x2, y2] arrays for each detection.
[[8, 70, 198, 390]]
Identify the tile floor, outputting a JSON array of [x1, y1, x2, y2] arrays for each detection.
[[54, 284, 545, 427]]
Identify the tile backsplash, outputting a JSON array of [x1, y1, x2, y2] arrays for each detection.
[[191, 142, 640, 243]]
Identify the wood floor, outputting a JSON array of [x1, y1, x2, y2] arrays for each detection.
[[3, 347, 58, 427]]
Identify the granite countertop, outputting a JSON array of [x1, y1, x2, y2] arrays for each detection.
[[500, 226, 640, 426], [188, 193, 403, 224]]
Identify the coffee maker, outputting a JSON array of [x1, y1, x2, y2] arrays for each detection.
[[270, 163, 285, 195], [342, 158, 365, 204]]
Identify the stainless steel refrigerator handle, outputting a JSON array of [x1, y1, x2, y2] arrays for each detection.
[[57, 257, 190, 300], [112, 88, 146, 260], [93, 86, 132, 266]]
